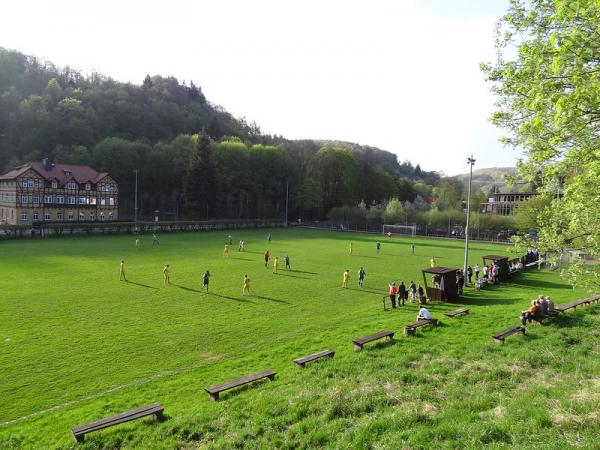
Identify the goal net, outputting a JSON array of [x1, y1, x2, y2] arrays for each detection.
[[383, 224, 417, 238]]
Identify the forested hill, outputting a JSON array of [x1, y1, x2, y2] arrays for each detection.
[[0, 47, 441, 221]]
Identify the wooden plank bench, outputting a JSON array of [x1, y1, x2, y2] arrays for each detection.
[[72, 403, 164, 442], [445, 308, 469, 318], [352, 330, 394, 351], [404, 318, 438, 336], [293, 349, 335, 367], [492, 325, 525, 344], [204, 369, 275, 401]]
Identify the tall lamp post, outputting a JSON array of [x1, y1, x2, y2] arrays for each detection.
[[134, 169, 139, 223], [464, 155, 475, 283]]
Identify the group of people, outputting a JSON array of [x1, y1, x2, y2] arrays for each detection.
[[520, 294, 554, 325], [263, 250, 291, 273], [387, 281, 426, 308]]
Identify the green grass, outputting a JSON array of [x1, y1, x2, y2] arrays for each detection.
[[1, 228, 599, 449]]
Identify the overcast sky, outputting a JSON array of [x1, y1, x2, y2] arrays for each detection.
[[1, 0, 522, 175]]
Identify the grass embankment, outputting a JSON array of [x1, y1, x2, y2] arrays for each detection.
[[0, 229, 598, 449]]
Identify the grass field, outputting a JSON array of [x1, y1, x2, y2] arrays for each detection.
[[1, 228, 599, 449]]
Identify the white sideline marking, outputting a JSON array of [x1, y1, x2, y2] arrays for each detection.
[[0, 357, 219, 428]]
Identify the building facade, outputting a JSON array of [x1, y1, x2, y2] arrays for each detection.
[[0, 159, 118, 225], [480, 192, 536, 216]]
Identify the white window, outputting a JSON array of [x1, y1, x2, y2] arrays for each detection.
[[68, 196, 76, 205], [57, 211, 63, 221], [33, 211, 39, 221], [100, 198, 106, 206], [21, 179, 28, 188], [108, 212, 113, 220], [109, 197, 114, 206], [34, 180, 39, 188], [45, 212, 51, 221], [28, 180, 34, 188], [21, 195, 28, 204], [20, 212, 28, 221], [90, 213, 95, 221], [85, 183, 91, 191], [79, 212, 84, 220], [45, 195, 53, 203], [79, 197, 86, 204], [90, 197, 96, 205], [33, 195, 39, 204], [67, 181, 77, 190], [51, 180, 58, 189], [56, 196, 64, 204], [68, 213, 74, 221], [99, 212, 105, 221]]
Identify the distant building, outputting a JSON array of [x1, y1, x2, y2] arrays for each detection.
[[480, 192, 536, 216], [0, 159, 118, 225]]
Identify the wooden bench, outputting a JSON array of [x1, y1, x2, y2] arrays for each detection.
[[72, 403, 164, 442], [404, 318, 438, 336], [293, 349, 335, 367], [204, 369, 276, 401], [492, 325, 525, 344], [352, 330, 394, 351], [525, 260, 540, 268], [445, 308, 469, 318]]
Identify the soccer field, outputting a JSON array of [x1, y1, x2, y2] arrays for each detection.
[[1, 228, 599, 449]]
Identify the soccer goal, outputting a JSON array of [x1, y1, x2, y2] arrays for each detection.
[[383, 224, 417, 238]]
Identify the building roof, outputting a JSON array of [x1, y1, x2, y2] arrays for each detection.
[[422, 267, 459, 275], [482, 255, 509, 262], [0, 161, 109, 186]]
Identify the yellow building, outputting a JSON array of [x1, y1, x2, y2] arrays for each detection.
[[0, 159, 118, 225]]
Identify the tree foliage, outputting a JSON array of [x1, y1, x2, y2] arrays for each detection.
[[482, 0, 600, 288]]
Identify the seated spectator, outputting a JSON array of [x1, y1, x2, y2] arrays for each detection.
[[417, 306, 431, 321], [539, 295, 549, 315], [521, 300, 538, 325], [546, 296, 555, 311]]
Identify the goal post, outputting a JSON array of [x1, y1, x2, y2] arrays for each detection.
[[383, 224, 417, 238]]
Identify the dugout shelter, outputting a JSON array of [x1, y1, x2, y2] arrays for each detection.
[[482, 255, 509, 281], [421, 266, 459, 301]]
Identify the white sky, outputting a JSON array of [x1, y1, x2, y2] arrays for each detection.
[[1, 0, 522, 176]]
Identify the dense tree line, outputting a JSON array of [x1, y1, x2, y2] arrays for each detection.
[[0, 47, 452, 220]]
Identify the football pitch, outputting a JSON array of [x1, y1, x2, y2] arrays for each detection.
[[1, 228, 599, 449]]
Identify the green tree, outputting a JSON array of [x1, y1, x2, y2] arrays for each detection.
[[482, 0, 600, 288], [382, 198, 405, 224], [185, 134, 217, 219]]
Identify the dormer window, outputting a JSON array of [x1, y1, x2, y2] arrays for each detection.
[[85, 183, 91, 191], [51, 180, 58, 189], [67, 181, 77, 190]]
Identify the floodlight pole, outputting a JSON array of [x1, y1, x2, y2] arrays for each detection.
[[285, 180, 289, 227], [464, 156, 475, 282], [134, 169, 139, 223]]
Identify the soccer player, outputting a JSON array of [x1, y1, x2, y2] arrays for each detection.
[[242, 274, 251, 295], [342, 269, 350, 288], [239, 240, 243, 252], [135, 238, 140, 248], [273, 256, 279, 274], [240, 240, 246, 252], [285, 255, 291, 270], [227, 235, 233, 245], [348, 242, 353, 256], [386, 231, 392, 240], [223, 243, 230, 257], [202, 270, 210, 292], [163, 264, 170, 286], [376, 241, 381, 254], [358, 267, 366, 287], [430, 256, 437, 268], [152, 234, 160, 245], [411, 243, 415, 255], [264, 250, 270, 267], [267, 233, 272, 243], [119, 259, 127, 281]]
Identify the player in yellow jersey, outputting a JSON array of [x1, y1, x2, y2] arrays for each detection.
[[430, 256, 437, 268], [223, 243, 230, 257], [119, 259, 127, 281], [342, 269, 350, 288], [242, 274, 251, 295], [273, 256, 279, 274], [348, 242, 353, 256], [163, 264, 170, 286]]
